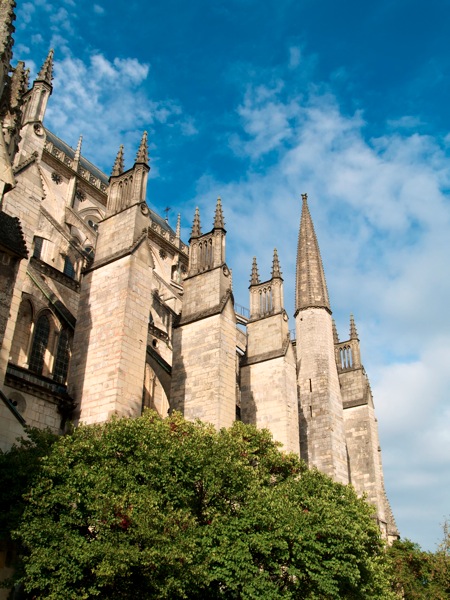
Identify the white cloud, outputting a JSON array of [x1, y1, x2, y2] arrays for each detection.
[[45, 52, 194, 171], [288, 46, 301, 69], [93, 4, 105, 15]]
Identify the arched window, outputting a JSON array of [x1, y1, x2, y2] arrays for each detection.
[[33, 236, 44, 259], [63, 256, 76, 279], [29, 314, 50, 374], [53, 330, 70, 384]]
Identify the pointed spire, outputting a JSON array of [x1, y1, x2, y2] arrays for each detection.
[[135, 131, 148, 164], [295, 193, 330, 313], [191, 207, 201, 238], [349, 314, 359, 340], [175, 213, 181, 238], [332, 319, 340, 344], [37, 49, 54, 85], [250, 257, 260, 285], [271, 248, 282, 279], [23, 67, 30, 92], [213, 196, 225, 229], [111, 144, 124, 176], [74, 135, 82, 163]]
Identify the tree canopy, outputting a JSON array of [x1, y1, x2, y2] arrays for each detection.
[[9, 412, 395, 599]]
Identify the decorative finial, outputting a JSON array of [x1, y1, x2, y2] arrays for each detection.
[[271, 248, 282, 279], [135, 130, 149, 164], [350, 314, 358, 340], [191, 207, 201, 238], [301, 193, 308, 202], [111, 144, 124, 176], [213, 196, 225, 229], [37, 48, 54, 85], [332, 319, 340, 344], [250, 257, 260, 285], [175, 213, 181, 238]]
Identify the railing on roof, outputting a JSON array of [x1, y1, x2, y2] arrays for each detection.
[[234, 304, 250, 319]]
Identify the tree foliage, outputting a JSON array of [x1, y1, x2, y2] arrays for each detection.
[[387, 529, 450, 599], [11, 412, 394, 599], [0, 427, 58, 541]]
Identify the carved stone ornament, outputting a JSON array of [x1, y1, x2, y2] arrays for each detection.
[[51, 171, 62, 184], [140, 202, 149, 216], [159, 249, 167, 260], [33, 123, 43, 136], [75, 188, 86, 202], [223, 265, 230, 277]]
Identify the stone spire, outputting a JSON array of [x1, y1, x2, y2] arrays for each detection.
[[191, 207, 201, 238], [271, 248, 282, 279], [111, 144, 124, 176], [332, 319, 339, 344], [213, 196, 225, 229], [295, 193, 330, 314], [37, 48, 54, 84], [349, 313, 359, 340], [175, 213, 181, 238], [250, 256, 260, 285], [135, 131, 148, 164]]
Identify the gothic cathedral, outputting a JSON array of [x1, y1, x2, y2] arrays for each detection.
[[0, 0, 398, 542]]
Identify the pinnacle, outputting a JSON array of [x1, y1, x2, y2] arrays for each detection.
[[0, 0, 16, 59], [295, 193, 331, 313], [191, 207, 201, 238], [74, 135, 82, 163], [271, 248, 282, 279], [111, 144, 124, 176], [213, 196, 225, 229], [37, 48, 54, 85], [9, 60, 26, 108], [135, 131, 149, 164], [332, 319, 340, 344], [349, 314, 359, 340], [250, 256, 260, 286], [175, 213, 181, 238]]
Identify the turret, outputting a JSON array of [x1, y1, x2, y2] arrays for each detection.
[[170, 199, 236, 429], [22, 49, 54, 124], [106, 132, 150, 215], [188, 198, 226, 276], [242, 249, 299, 454], [295, 193, 349, 484]]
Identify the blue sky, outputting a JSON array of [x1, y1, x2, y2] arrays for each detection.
[[14, 0, 450, 551]]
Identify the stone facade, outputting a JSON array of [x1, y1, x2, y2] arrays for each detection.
[[0, 1, 398, 569]]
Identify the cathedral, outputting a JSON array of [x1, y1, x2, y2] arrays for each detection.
[[0, 0, 398, 543]]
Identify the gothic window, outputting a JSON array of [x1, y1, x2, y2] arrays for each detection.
[[339, 346, 353, 369], [53, 330, 70, 384], [33, 236, 44, 259], [29, 314, 50, 374], [63, 256, 76, 279]]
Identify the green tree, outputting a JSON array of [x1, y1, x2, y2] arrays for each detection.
[[0, 427, 58, 542], [387, 532, 450, 599], [12, 412, 394, 599]]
